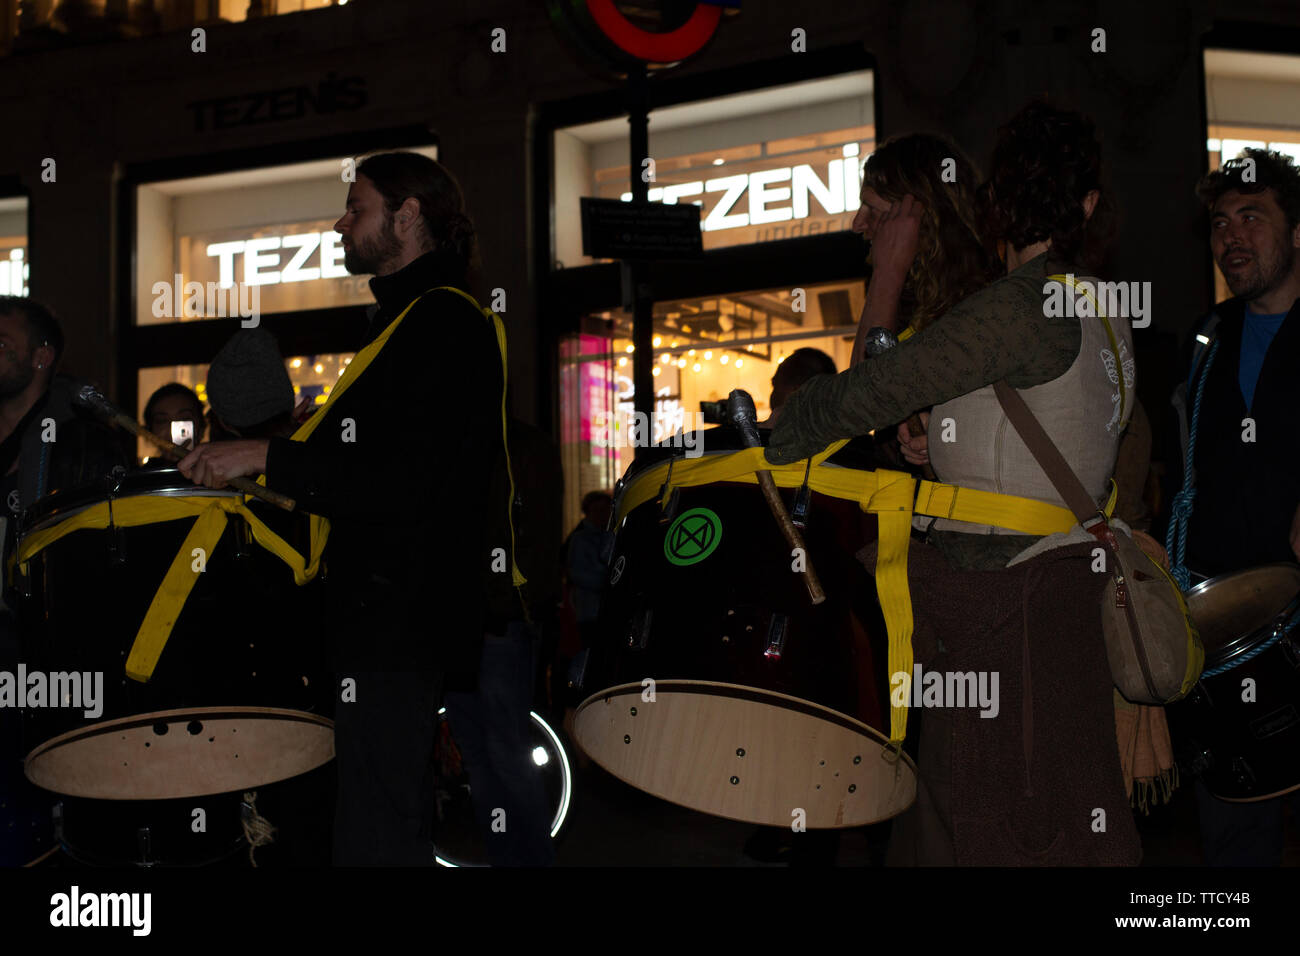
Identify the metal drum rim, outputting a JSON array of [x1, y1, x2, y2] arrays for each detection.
[[1187, 562, 1300, 668]]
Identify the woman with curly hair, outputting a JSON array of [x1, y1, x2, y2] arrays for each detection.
[[766, 102, 1143, 865], [850, 133, 1002, 359]]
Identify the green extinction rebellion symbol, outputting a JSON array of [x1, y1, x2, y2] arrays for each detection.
[[664, 507, 723, 566]]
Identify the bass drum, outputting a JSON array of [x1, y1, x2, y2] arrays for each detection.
[[1171, 563, 1300, 801], [574, 429, 916, 829], [16, 467, 334, 802]]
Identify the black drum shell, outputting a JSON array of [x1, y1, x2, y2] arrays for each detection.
[[14, 469, 333, 800]]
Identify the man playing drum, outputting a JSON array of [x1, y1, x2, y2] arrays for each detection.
[[1177, 148, 1300, 865], [766, 102, 1142, 865], [180, 153, 508, 865]]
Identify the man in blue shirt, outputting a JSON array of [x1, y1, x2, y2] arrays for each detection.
[[1181, 147, 1300, 865]]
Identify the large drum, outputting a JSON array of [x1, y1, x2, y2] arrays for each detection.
[[1171, 563, 1300, 801], [15, 468, 334, 803], [573, 429, 916, 828]]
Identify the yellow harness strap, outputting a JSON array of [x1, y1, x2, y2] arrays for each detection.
[[18, 286, 519, 683], [617, 438, 1116, 744]]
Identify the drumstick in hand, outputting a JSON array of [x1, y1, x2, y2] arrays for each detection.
[[74, 385, 296, 512], [728, 389, 825, 605]]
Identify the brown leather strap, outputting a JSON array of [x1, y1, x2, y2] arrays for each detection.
[[991, 380, 1104, 529]]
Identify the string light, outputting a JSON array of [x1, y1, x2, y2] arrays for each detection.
[[735, 359, 744, 368], [652, 366, 661, 377], [676, 358, 686, 369], [290, 358, 302, 368], [653, 335, 662, 347], [625, 344, 634, 353], [617, 356, 628, 367], [692, 363, 701, 373], [314, 363, 324, 373], [720, 354, 729, 365], [703, 351, 712, 360], [688, 349, 696, 357]]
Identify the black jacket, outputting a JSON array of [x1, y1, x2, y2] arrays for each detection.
[[1186, 296, 1300, 577], [265, 252, 505, 673]]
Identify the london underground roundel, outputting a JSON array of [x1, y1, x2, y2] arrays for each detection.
[[548, 0, 731, 71]]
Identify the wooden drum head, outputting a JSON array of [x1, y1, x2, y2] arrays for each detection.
[[24, 707, 334, 800], [574, 681, 916, 828]]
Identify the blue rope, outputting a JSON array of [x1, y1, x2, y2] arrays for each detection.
[[1166, 340, 1218, 590], [1200, 613, 1299, 678]]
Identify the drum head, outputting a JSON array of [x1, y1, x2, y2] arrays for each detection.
[[1186, 564, 1300, 663], [574, 682, 916, 828], [25, 707, 334, 800]]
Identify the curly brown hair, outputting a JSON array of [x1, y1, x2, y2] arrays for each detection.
[[980, 101, 1115, 269], [1196, 147, 1300, 229], [861, 134, 1002, 330]]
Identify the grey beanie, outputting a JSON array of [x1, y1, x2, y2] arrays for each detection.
[[206, 328, 295, 429]]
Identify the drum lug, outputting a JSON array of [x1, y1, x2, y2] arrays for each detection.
[[763, 613, 789, 661], [136, 826, 157, 867], [1231, 756, 1257, 793], [790, 485, 811, 530], [658, 487, 681, 525], [567, 647, 590, 691], [1189, 749, 1214, 775], [1282, 632, 1300, 671], [627, 606, 652, 650]]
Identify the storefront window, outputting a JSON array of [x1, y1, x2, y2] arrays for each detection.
[[553, 71, 874, 266], [136, 351, 353, 460], [0, 195, 28, 297], [558, 278, 863, 531], [134, 148, 436, 325]]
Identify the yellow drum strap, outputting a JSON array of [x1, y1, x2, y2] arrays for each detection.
[[616, 442, 1111, 744], [16, 494, 327, 682], [20, 286, 520, 683]]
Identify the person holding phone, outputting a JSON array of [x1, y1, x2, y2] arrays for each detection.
[[142, 382, 206, 455]]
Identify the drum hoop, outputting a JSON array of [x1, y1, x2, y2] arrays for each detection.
[[1189, 563, 1300, 671], [22, 487, 239, 536], [23, 705, 334, 767], [576, 679, 917, 770]]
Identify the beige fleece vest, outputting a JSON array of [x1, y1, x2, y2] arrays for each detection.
[[924, 275, 1135, 535]]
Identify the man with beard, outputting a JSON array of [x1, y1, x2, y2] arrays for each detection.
[[0, 296, 129, 864], [1175, 148, 1300, 865], [179, 153, 506, 865]]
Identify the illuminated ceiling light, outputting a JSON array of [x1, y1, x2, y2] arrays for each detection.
[[653, 335, 662, 347], [290, 358, 303, 368], [652, 365, 661, 377], [720, 354, 729, 365], [777, 354, 785, 364], [712, 157, 725, 166], [337, 368, 345, 376], [671, 340, 678, 348], [688, 349, 696, 357], [343, 357, 351, 364], [625, 344, 635, 353], [660, 353, 671, 364], [617, 356, 628, 367], [692, 363, 702, 373], [735, 359, 744, 368], [677, 358, 687, 369], [314, 363, 324, 373], [703, 350, 712, 360], [746, 344, 753, 351]]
